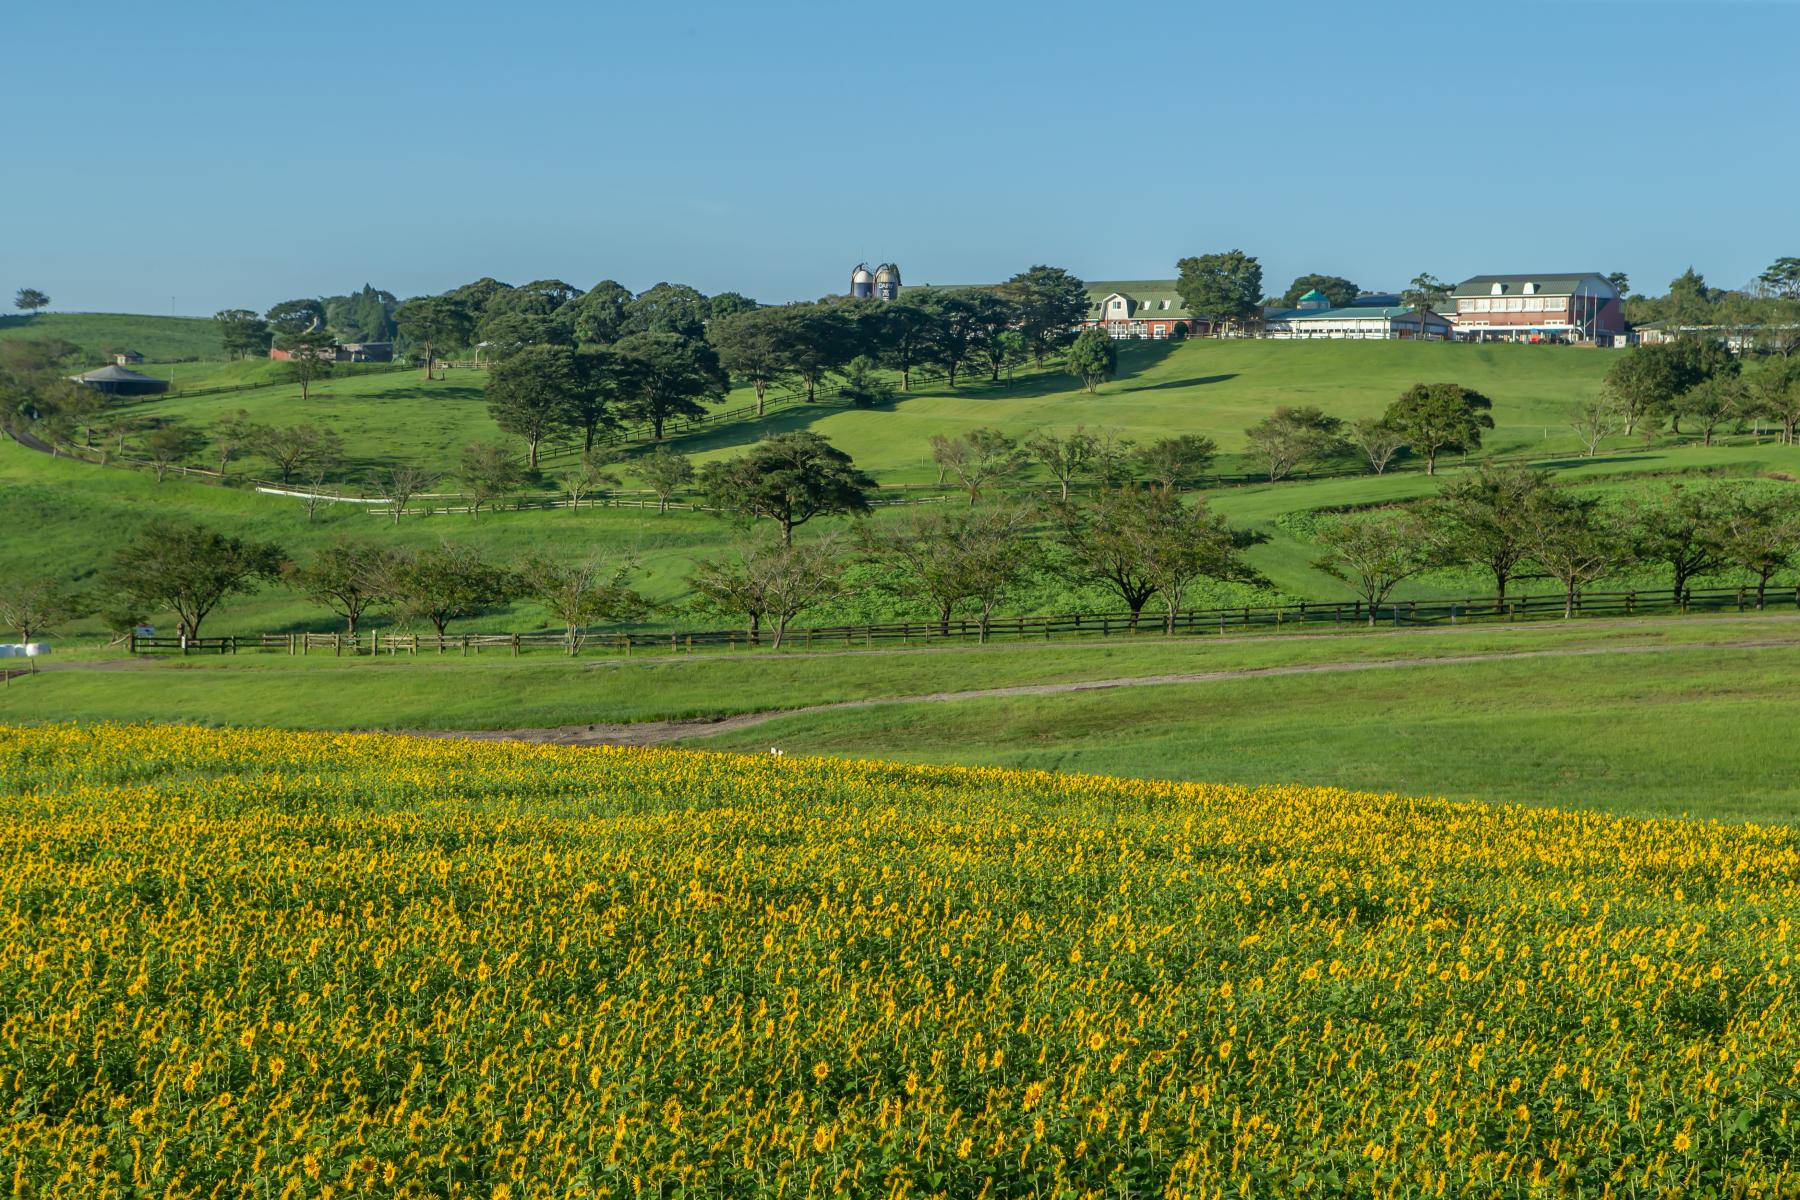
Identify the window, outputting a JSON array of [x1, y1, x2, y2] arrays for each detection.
[[1522, 281, 1537, 295], [1505, 298, 1524, 312], [1473, 298, 1491, 313], [1161, 299, 1171, 310], [1525, 297, 1544, 311]]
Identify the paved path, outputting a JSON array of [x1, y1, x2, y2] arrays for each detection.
[[411, 634, 1799, 749]]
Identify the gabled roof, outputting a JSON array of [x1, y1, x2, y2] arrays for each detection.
[[1084, 280, 1197, 320], [1453, 273, 1615, 298]]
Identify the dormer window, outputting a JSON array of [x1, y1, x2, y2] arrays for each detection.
[[1490, 283, 1506, 295], [1522, 282, 1537, 295]]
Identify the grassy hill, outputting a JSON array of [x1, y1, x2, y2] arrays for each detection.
[[0, 311, 225, 362]]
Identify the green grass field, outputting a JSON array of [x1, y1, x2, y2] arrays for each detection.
[[6, 615, 1799, 820], [0, 311, 225, 362]]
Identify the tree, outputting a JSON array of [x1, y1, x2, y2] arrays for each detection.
[[284, 539, 401, 635], [1175, 251, 1263, 335], [571, 280, 633, 346], [623, 283, 709, 338], [636, 446, 694, 513], [1623, 483, 1735, 605], [0, 577, 85, 644], [969, 292, 1023, 382], [930, 428, 1026, 505], [706, 291, 759, 324], [1717, 490, 1800, 609], [860, 503, 1037, 638], [565, 347, 629, 454], [1524, 491, 1622, 618], [710, 307, 791, 415], [1382, 383, 1494, 474], [1002, 266, 1088, 365], [871, 300, 941, 392], [142, 423, 207, 482], [517, 555, 646, 654], [1280, 275, 1359, 308], [393, 295, 474, 379], [459, 442, 525, 518], [1131, 434, 1215, 489], [214, 309, 272, 359], [1760, 257, 1800, 301], [1065, 328, 1116, 393], [1746, 357, 1800, 444], [483, 278, 581, 319], [1132, 490, 1263, 634], [559, 450, 620, 512], [612, 332, 728, 439], [1604, 344, 1688, 437], [13, 288, 49, 315], [295, 434, 345, 522], [278, 328, 337, 401], [1346, 418, 1407, 475], [1312, 510, 1433, 625], [916, 291, 981, 386], [1400, 274, 1453, 323], [485, 343, 576, 468], [1026, 428, 1102, 500], [1428, 465, 1553, 609], [376, 544, 515, 638], [477, 310, 574, 357], [373, 465, 440, 524], [1673, 376, 1745, 446], [700, 431, 875, 545], [837, 355, 895, 409], [1244, 406, 1345, 481], [1567, 397, 1618, 457], [1606, 271, 1631, 297], [265, 298, 326, 338], [688, 535, 844, 649], [252, 424, 342, 486], [767, 304, 852, 401], [105, 523, 283, 640]]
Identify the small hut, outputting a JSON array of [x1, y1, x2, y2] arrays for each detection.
[[113, 350, 145, 364], [69, 364, 169, 397]]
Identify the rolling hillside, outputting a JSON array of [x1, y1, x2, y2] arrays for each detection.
[[0, 311, 225, 362]]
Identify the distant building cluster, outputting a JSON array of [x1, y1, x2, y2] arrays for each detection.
[[1077, 272, 1626, 345], [269, 340, 394, 363], [849, 263, 902, 302]]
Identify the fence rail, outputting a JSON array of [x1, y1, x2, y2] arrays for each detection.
[[126, 586, 1800, 660]]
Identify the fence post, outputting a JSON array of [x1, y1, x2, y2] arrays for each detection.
[[334, 633, 342, 657], [129, 630, 136, 654]]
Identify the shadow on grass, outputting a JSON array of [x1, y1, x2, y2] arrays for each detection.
[[1129, 372, 1240, 393], [0, 315, 43, 334], [1534, 455, 1661, 470]]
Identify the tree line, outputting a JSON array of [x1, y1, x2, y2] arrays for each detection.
[[1311, 468, 1800, 622], [8, 428, 1797, 651]]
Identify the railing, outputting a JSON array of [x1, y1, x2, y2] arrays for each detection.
[[126, 586, 1800, 659]]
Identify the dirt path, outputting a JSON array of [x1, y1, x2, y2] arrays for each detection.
[[413, 634, 1799, 749]]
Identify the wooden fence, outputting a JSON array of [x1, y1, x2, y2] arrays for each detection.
[[126, 586, 1800, 659]]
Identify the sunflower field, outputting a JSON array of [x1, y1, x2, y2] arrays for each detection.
[[3, 723, 1800, 1197]]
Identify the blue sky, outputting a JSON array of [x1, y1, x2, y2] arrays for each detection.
[[3, 0, 1794, 314]]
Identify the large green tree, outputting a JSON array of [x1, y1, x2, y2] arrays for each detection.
[[571, 280, 633, 345], [1174, 250, 1263, 335], [1400, 274, 1453, 323], [612, 332, 729, 439], [394, 295, 474, 379], [1312, 509, 1434, 625], [1002, 266, 1089, 365], [1280, 275, 1359, 308], [1244, 406, 1345, 481], [105, 523, 284, 640], [710, 307, 793, 414], [1065, 329, 1116, 393], [213, 309, 272, 359], [284, 539, 401, 635], [700, 431, 875, 545], [623, 283, 709, 338], [485, 344, 578, 468], [1428, 465, 1553, 609], [1383, 383, 1494, 474], [13, 288, 49, 315]]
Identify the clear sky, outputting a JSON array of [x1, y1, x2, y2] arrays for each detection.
[[4, 0, 1794, 315]]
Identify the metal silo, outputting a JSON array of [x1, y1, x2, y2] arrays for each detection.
[[873, 263, 901, 301], [850, 263, 875, 300]]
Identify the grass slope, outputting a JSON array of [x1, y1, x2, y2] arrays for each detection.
[[0, 311, 224, 362], [7, 616, 1800, 820]]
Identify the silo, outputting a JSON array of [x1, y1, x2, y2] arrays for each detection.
[[850, 263, 875, 300], [873, 263, 902, 301]]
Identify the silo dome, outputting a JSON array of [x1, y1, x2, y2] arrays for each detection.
[[851, 263, 874, 284], [873, 263, 900, 285]]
